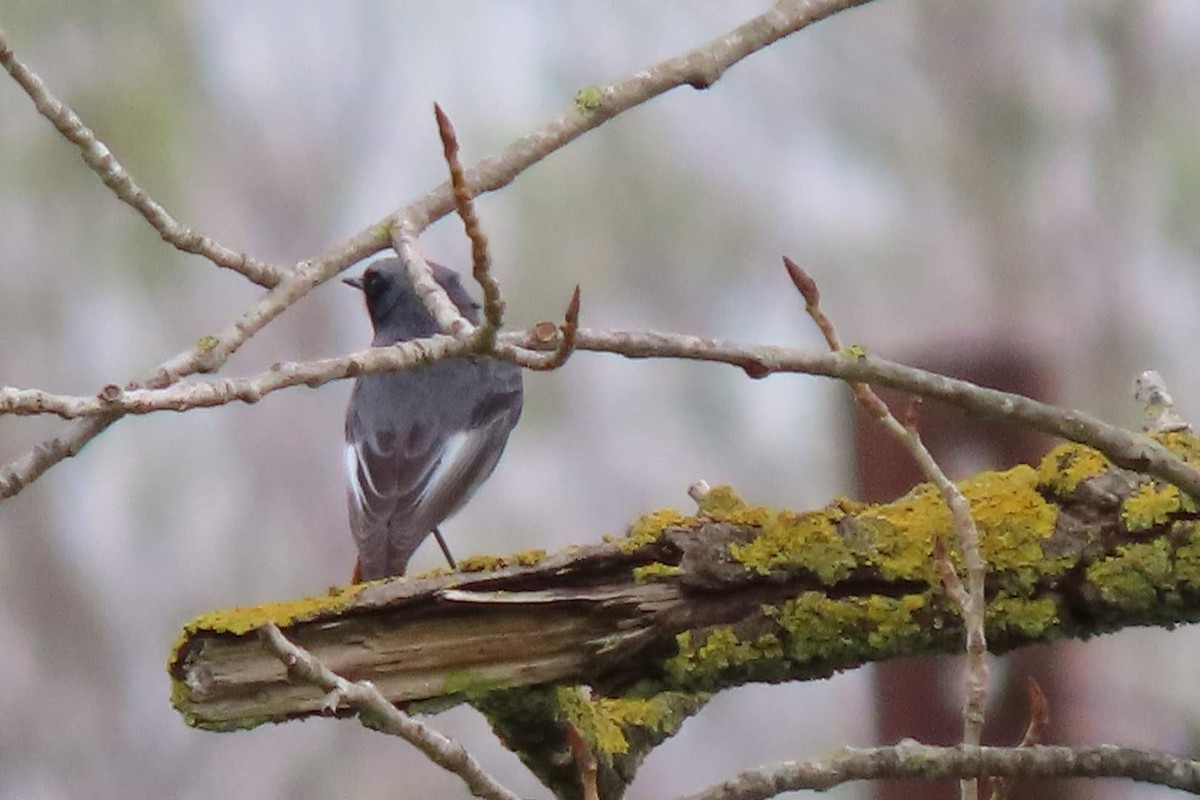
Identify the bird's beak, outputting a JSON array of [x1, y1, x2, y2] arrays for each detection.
[[342, 275, 366, 291]]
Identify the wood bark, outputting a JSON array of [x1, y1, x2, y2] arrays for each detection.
[[170, 440, 1200, 797]]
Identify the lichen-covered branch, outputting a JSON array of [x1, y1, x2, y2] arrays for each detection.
[[258, 623, 521, 800], [172, 436, 1200, 738]]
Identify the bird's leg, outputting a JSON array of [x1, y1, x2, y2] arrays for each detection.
[[432, 527, 458, 570]]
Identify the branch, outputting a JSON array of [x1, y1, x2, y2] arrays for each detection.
[[0, 27, 285, 289], [171, 444, 1200, 733], [0, 0, 875, 500], [787, 256, 989, 797], [504, 285, 583, 371], [8, 325, 1200, 501], [258, 623, 520, 800], [677, 742, 1200, 800], [436, 103, 505, 336]]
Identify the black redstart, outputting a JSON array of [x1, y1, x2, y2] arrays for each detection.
[[343, 258, 523, 581]]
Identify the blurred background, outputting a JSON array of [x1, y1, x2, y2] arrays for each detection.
[[2, 1, 1199, 798]]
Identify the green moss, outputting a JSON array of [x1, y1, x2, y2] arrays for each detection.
[[1173, 523, 1200, 591], [1123, 482, 1191, 532], [170, 676, 272, 732], [1086, 539, 1173, 611], [618, 508, 688, 553], [574, 86, 604, 112], [632, 563, 684, 583], [442, 669, 506, 698], [767, 592, 932, 663], [985, 597, 1059, 638], [371, 221, 392, 244], [196, 334, 219, 352], [665, 591, 938, 692], [1036, 443, 1110, 495], [666, 627, 784, 686]]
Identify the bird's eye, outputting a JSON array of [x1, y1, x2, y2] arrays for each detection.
[[363, 271, 387, 298]]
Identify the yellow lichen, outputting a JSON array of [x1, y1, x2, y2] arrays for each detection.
[[176, 584, 363, 643], [1122, 482, 1191, 532], [696, 485, 757, 522], [455, 549, 548, 573], [574, 86, 604, 113], [857, 465, 1060, 589], [555, 686, 694, 760], [457, 554, 507, 572], [1153, 431, 1200, 465], [618, 507, 688, 553], [729, 508, 854, 584], [962, 466, 1065, 588], [1036, 443, 1110, 496]]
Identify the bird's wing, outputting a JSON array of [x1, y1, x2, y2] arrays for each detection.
[[411, 387, 523, 527], [346, 373, 522, 579]]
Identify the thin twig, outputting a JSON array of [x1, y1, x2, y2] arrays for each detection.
[[785, 255, 988, 799], [564, 713, 601, 800], [435, 103, 504, 337], [1019, 678, 1050, 748], [258, 622, 520, 800], [988, 678, 1051, 799], [4, 321, 1199, 500], [0, 27, 285, 289], [675, 742, 1200, 800], [0, 0, 876, 499], [501, 286, 582, 371]]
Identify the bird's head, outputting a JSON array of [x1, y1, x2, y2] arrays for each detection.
[[344, 258, 481, 341]]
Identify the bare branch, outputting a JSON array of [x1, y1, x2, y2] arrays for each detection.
[[5, 320, 1200, 502], [676, 742, 1200, 800], [0, 27, 285, 289], [786, 256, 989, 797], [501, 285, 582, 371], [0, 264, 330, 498], [258, 622, 520, 800], [0, 0, 877, 499], [435, 103, 504, 336]]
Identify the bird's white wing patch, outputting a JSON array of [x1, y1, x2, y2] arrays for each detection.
[[418, 430, 473, 507], [345, 442, 367, 511]]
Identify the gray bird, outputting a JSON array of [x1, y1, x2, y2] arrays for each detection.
[[342, 258, 523, 581]]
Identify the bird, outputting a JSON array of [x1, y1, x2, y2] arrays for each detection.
[[342, 258, 523, 581]]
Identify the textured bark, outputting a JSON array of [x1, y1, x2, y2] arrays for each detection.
[[171, 439, 1200, 797]]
